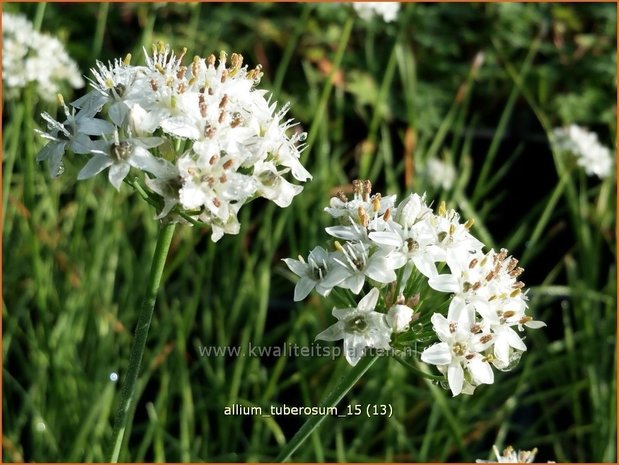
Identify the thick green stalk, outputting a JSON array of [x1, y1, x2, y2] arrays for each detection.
[[109, 221, 177, 462], [276, 355, 378, 462]]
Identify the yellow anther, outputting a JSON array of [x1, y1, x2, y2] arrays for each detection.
[[123, 53, 132, 65]]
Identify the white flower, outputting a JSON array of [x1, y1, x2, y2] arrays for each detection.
[[77, 131, 173, 190], [283, 246, 349, 301], [352, 2, 401, 22], [73, 57, 145, 124], [428, 205, 484, 264], [333, 241, 406, 294], [316, 288, 392, 366], [552, 125, 614, 179], [421, 302, 495, 396], [36, 100, 114, 177], [425, 158, 456, 190], [325, 180, 396, 222], [2, 13, 84, 101], [476, 445, 540, 463], [386, 304, 414, 333]]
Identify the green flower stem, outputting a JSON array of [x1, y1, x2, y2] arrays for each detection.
[[109, 221, 176, 463], [276, 355, 378, 462]]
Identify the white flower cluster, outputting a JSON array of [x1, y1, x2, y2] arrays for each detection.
[[36, 43, 311, 241], [352, 2, 401, 22], [552, 124, 613, 179], [476, 445, 546, 463], [2, 12, 84, 101], [284, 180, 545, 396]]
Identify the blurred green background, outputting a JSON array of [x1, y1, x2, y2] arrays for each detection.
[[2, 2, 616, 462]]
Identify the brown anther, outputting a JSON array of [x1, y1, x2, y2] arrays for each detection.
[[150, 79, 159, 91], [485, 271, 495, 282], [362, 180, 372, 201], [199, 94, 207, 118], [383, 208, 392, 222], [219, 94, 228, 108], [221, 69, 229, 83], [207, 54, 216, 66], [519, 315, 532, 324], [470, 323, 481, 333], [358, 207, 369, 228], [231, 117, 242, 128], [469, 258, 478, 269], [201, 175, 215, 187], [230, 52, 243, 71], [352, 179, 362, 194], [213, 197, 222, 208], [199, 86, 206, 93], [187, 167, 198, 176], [510, 289, 521, 298], [507, 257, 519, 272], [223, 160, 234, 170], [209, 154, 219, 165], [510, 267, 524, 278], [336, 191, 348, 202], [498, 248, 508, 262], [208, 87, 214, 96], [488, 295, 497, 301], [503, 310, 516, 319], [219, 174, 227, 183], [480, 334, 493, 344], [465, 354, 475, 360], [219, 110, 225, 123], [472, 282, 482, 291], [177, 66, 187, 80], [512, 281, 525, 289], [177, 82, 187, 94], [204, 124, 214, 138], [448, 322, 457, 333]]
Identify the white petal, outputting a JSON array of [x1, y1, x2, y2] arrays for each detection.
[[315, 322, 345, 342], [447, 363, 464, 396], [342, 274, 365, 295], [160, 116, 200, 139], [421, 342, 451, 365], [468, 358, 494, 385], [282, 258, 307, 277], [525, 320, 546, 329], [108, 162, 130, 190], [365, 259, 397, 283], [79, 117, 115, 136], [109, 102, 129, 126], [325, 226, 360, 241], [77, 154, 113, 180], [506, 327, 527, 351], [430, 313, 451, 340], [368, 231, 402, 247], [129, 147, 170, 177], [357, 288, 380, 312], [428, 274, 460, 293], [293, 277, 315, 301]]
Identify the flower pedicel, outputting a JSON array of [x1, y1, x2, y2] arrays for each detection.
[[285, 180, 545, 396]]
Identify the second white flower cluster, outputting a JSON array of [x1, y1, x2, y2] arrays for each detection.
[[284, 180, 545, 396]]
